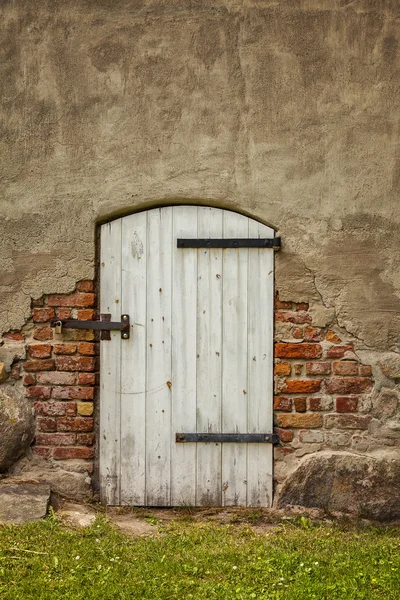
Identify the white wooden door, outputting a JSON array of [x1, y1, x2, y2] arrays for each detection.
[[100, 206, 275, 507]]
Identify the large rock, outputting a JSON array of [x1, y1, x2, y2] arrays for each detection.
[[276, 452, 400, 521], [378, 353, 400, 380], [0, 385, 35, 472], [0, 482, 50, 524]]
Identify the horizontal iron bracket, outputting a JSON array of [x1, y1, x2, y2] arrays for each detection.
[[176, 433, 279, 444], [50, 314, 130, 340], [177, 238, 281, 250]]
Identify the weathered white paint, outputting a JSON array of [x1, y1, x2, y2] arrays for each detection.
[[100, 206, 275, 506]]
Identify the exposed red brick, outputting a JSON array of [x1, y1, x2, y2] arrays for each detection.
[[55, 356, 95, 372], [306, 362, 331, 375], [276, 413, 323, 428], [32, 447, 52, 459], [37, 417, 57, 432], [275, 428, 293, 442], [359, 365, 372, 376], [56, 308, 72, 319], [274, 363, 291, 376], [275, 343, 322, 359], [3, 331, 24, 341], [24, 359, 55, 372], [309, 397, 322, 411], [275, 298, 292, 310], [23, 373, 36, 386], [326, 345, 353, 358], [77, 342, 95, 356], [52, 386, 94, 400], [336, 397, 359, 413], [36, 372, 75, 385], [11, 364, 21, 380], [273, 397, 292, 411], [58, 417, 94, 432], [304, 327, 324, 342], [275, 311, 312, 324], [53, 344, 77, 355], [36, 433, 76, 446], [47, 293, 95, 308], [77, 372, 96, 385], [77, 309, 95, 320], [53, 447, 95, 460], [27, 344, 52, 359], [292, 328, 304, 339], [76, 280, 94, 293], [33, 326, 53, 341], [325, 377, 372, 395], [282, 380, 321, 394], [76, 433, 95, 446], [326, 330, 341, 344], [333, 361, 359, 376], [32, 308, 55, 323], [60, 330, 95, 342], [274, 447, 295, 460], [294, 364, 303, 375], [295, 302, 309, 311], [34, 401, 76, 416], [25, 386, 51, 399], [294, 397, 307, 412], [324, 414, 371, 430]]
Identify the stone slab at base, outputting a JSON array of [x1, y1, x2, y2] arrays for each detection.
[[0, 482, 51, 524]]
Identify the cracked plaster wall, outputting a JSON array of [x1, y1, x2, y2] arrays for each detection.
[[1, 0, 400, 356]]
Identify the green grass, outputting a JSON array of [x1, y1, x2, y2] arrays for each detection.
[[0, 513, 399, 599]]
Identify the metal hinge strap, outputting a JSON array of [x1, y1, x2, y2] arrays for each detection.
[[177, 238, 281, 249], [50, 314, 130, 340], [175, 433, 279, 444]]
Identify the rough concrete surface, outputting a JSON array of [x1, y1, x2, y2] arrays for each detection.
[[0, 482, 50, 524], [0, 0, 400, 354]]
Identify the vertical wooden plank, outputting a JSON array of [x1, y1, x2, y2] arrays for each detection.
[[100, 219, 122, 505], [120, 212, 147, 505], [196, 207, 223, 506], [145, 208, 173, 506], [247, 220, 275, 507], [170, 205, 198, 506], [221, 211, 249, 506]]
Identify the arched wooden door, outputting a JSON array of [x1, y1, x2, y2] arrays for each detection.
[[100, 206, 275, 506]]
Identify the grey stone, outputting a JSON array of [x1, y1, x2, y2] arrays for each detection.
[[378, 353, 400, 380], [0, 482, 50, 524], [0, 385, 35, 472], [276, 452, 400, 521]]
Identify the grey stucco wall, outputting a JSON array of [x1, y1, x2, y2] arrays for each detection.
[[1, 0, 400, 354]]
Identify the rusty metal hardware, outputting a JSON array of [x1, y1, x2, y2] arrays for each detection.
[[50, 314, 130, 340], [177, 238, 281, 250], [175, 433, 279, 444]]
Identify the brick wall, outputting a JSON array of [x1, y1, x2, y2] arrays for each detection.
[[273, 294, 374, 481], [18, 281, 97, 462]]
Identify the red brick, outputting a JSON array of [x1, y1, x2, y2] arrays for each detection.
[[11, 364, 21, 380], [3, 331, 24, 341], [55, 356, 95, 372], [309, 397, 322, 411], [52, 386, 94, 400], [326, 330, 341, 344], [359, 365, 372, 376], [333, 361, 359, 376], [275, 428, 293, 442], [33, 326, 53, 341], [23, 373, 36, 386], [324, 414, 370, 430], [274, 447, 295, 460], [304, 327, 324, 342], [294, 364, 303, 375], [47, 293, 95, 308], [77, 342, 95, 356], [37, 417, 57, 432], [325, 377, 372, 395], [77, 372, 96, 385], [306, 362, 331, 375], [292, 328, 304, 339], [27, 344, 52, 359], [36, 433, 76, 446], [275, 298, 292, 310], [36, 372, 75, 385], [76, 433, 95, 446], [25, 386, 51, 399], [275, 311, 312, 324], [282, 379, 321, 394], [326, 345, 353, 358], [53, 344, 77, 355], [32, 308, 55, 323], [276, 413, 323, 428], [34, 401, 76, 416], [294, 397, 307, 412], [274, 363, 291, 376], [56, 308, 72, 319], [295, 302, 309, 311], [24, 359, 55, 372], [275, 343, 322, 359], [336, 396, 359, 413], [76, 280, 94, 293], [58, 417, 94, 432], [77, 309, 95, 320], [32, 447, 52, 459], [53, 447, 94, 460], [273, 396, 292, 411]]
